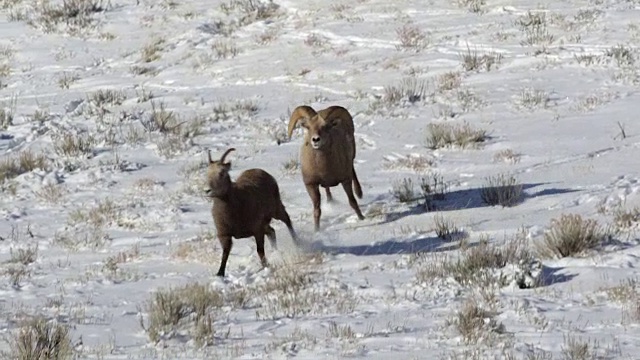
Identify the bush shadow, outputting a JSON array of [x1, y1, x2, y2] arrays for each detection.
[[376, 182, 579, 226], [538, 264, 577, 286]]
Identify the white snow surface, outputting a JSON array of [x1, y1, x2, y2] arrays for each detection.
[[1, 0, 640, 358]]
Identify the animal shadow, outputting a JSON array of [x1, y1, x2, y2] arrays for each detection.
[[305, 234, 459, 256]]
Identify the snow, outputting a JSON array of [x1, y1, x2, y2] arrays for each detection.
[[1, 0, 640, 358]]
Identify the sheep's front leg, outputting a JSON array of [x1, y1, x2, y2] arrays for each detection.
[[255, 232, 268, 268], [305, 184, 322, 232], [216, 235, 233, 277], [341, 180, 365, 221]]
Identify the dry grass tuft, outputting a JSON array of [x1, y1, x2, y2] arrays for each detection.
[[395, 24, 429, 51], [450, 299, 504, 345], [28, 0, 110, 35], [254, 256, 356, 320], [480, 173, 523, 207], [515, 11, 555, 46], [140, 282, 224, 345], [390, 174, 448, 210], [5, 316, 73, 360], [0, 150, 49, 184], [416, 234, 537, 288], [379, 77, 430, 108], [561, 335, 599, 360], [219, 0, 282, 28], [390, 177, 417, 203], [8, 244, 38, 265], [425, 122, 487, 149], [280, 157, 299, 175], [536, 214, 609, 259], [433, 214, 464, 241], [515, 87, 551, 110], [88, 88, 126, 107], [52, 132, 96, 158], [456, 0, 486, 13], [436, 71, 462, 92], [493, 149, 521, 164], [35, 183, 68, 204], [140, 37, 165, 63], [212, 40, 240, 59], [382, 154, 434, 173], [459, 46, 502, 72], [613, 206, 640, 230]]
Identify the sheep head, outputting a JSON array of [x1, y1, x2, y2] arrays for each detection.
[[205, 148, 235, 198], [287, 105, 342, 150]]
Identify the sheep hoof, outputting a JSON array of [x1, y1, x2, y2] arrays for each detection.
[[216, 271, 225, 277]]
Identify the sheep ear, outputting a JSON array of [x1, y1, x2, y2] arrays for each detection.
[[208, 150, 213, 163], [327, 116, 340, 128]]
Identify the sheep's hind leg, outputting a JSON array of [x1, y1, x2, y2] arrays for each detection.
[[352, 168, 363, 199], [275, 204, 300, 246], [255, 232, 269, 269], [216, 235, 233, 277], [325, 187, 333, 202], [265, 225, 277, 250], [305, 184, 322, 232], [341, 180, 365, 221]]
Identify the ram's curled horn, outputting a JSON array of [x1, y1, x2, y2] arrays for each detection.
[[287, 105, 317, 139], [220, 148, 236, 164], [323, 106, 352, 128]]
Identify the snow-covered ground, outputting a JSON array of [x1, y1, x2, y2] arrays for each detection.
[[1, 0, 640, 358]]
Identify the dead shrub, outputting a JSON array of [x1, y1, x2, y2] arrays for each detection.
[[480, 173, 523, 207], [390, 178, 416, 203], [425, 122, 487, 149], [8, 244, 38, 265], [537, 214, 609, 258], [395, 24, 429, 51], [0, 150, 49, 184], [434, 214, 463, 241], [29, 0, 109, 35], [6, 316, 73, 360], [140, 282, 224, 344], [417, 235, 536, 287], [450, 299, 503, 345], [51, 132, 96, 158]]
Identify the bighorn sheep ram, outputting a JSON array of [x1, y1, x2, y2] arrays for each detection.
[[205, 148, 299, 277], [287, 105, 365, 231]]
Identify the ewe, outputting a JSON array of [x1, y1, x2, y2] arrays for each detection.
[[205, 148, 299, 277]]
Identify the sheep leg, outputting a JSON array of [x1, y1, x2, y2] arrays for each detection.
[[352, 168, 363, 199], [255, 232, 269, 269], [275, 204, 300, 246], [305, 184, 322, 232], [265, 225, 277, 251], [325, 187, 334, 202], [216, 235, 233, 277], [341, 180, 365, 221]]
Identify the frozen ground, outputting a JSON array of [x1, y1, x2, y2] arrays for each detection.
[[1, 0, 640, 358]]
